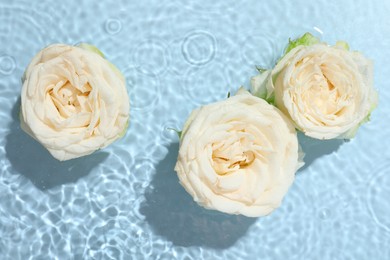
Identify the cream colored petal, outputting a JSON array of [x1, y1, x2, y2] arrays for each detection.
[[176, 93, 299, 217], [20, 43, 130, 161]]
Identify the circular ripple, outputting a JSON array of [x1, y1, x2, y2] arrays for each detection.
[[131, 40, 170, 76], [184, 64, 229, 106], [367, 162, 390, 232], [104, 18, 122, 35], [123, 67, 160, 113], [0, 55, 16, 75], [181, 31, 216, 66], [240, 33, 279, 69], [0, 5, 50, 80]]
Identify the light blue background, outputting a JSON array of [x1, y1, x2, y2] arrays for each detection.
[[0, 0, 389, 259]]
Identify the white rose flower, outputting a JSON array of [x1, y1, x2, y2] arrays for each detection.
[[174, 90, 302, 217], [20, 44, 130, 161], [251, 33, 378, 139]]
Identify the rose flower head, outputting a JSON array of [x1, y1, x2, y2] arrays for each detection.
[[175, 90, 302, 217], [251, 33, 378, 139], [20, 44, 130, 161]]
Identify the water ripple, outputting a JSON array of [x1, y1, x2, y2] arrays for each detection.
[[367, 162, 390, 233], [183, 64, 230, 106], [124, 67, 160, 113], [0, 0, 389, 259], [173, 0, 240, 14], [251, 177, 316, 259], [131, 39, 170, 76], [240, 32, 279, 69], [181, 30, 216, 66], [104, 18, 122, 35], [0, 55, 16, 75]]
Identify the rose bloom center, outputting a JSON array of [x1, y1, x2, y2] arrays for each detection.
[[294, 58, 351, 122], [211, 129, 256, 175], [49, 79, 92, 119]]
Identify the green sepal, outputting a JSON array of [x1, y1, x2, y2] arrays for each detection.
[[284, 32, 320, 55]]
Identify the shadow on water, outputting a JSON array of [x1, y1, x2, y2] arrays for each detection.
[[139, 143, 257, 249], [298, 132, 346, 172], [5, 98, 109, 190]]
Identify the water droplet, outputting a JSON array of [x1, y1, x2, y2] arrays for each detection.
[[319, 208, 331, 220], [0, 55, 16, 75], [105, 19, 122, 35]]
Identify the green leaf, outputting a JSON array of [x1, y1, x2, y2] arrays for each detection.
[[167, 128, 182, 139], [255, 66, 267, 73], [284, 32, 320, 55]]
